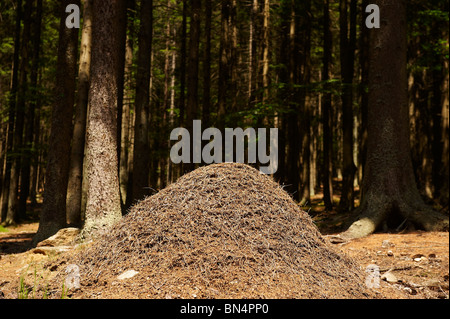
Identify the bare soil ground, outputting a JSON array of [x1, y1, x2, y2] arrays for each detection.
[[1, 222, 447, 299]]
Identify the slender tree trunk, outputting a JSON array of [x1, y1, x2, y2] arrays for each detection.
[[248, 0, 259, 108], [322, 0, 333, 210], [7, 0, 33, 225], [202, 0, 212, 128], [186, 0, 201, 169], [430, 23, 446, 201], [261, 0, 270, 106], [299, 0, 312, 205], [29, 72, 41, 208], [131, 0, 153, 203], [1, 0, 22, 223], [230, 0, 238, 112], [18, 0, 42, 219], [338, 0, 357, 212], [167, 25, 177, 184], [217, 0, 231, 124], [32, 0, 79, 245], [119, 0, 135, 206], [82, 0, 127, 238], [179, 0, 187, 125], [275, 0, 291, 183], [342, 0, 448, 239], [358, 0, 369, 203], [285, 0, 300, 200], [115, 0, 128, 193], [66, 0, 92, 227], [440, 59, 449, 205]]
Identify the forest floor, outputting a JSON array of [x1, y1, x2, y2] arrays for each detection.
[[0, 188, 448, 299]]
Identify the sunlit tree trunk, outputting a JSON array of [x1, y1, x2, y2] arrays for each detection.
[[83, 0, 127, 238], [66, 0, 92, 227], [33, 0, 79, 244]]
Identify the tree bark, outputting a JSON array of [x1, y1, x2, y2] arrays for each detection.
[[179, 0, 187, 125], [202, 0, 212, 128], [0, 0, 22, 223], [248, 0, 259, 108], [337, 0, 357, 213], [6, 0, 33, 225], [299, 0, 312, 206], [285, 0, 300, 200], [185, 0, 201, 171], [66, 0, 92, 227], [341, 0, 449, 239], [322, 0, 333, 210], [261, 0, 270, 105], [18, 0, 42, 218], [358, 0, 369, 203], [131, 0, 153, 203], [83, 0, 127, 238], [187, 0, 200, 124], [119, 0, 135, 206], [33, 0, 79, 245], [217, 0, 231, 125]]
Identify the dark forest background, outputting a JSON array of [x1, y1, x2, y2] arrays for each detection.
[[0, 0, 448, 241]]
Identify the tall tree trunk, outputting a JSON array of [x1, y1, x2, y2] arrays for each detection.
[[131, 0, 153, 203], [119, 0, 135, 206], [322, 0, 333, 210], [285, 0, 300, 200], [32, 0, 79, 245], [341, 0, 448, 239], [115, 0, 129, 193], [338, 0, 357, 212], [18, 0, 42, 218], [248, 0, 259, 108], [299, 0, 312, 205], [358, 0, 369, 203], [179, 0, 187, 125], [202, 0, 212, 128], [82, 0, 127, 238], [440, 58, 449, 205], [261, 0, 270, 106], [275, 0, 291, 183], [66, 0, 92, 227], [217, 0, 231, 125], [430, 23, 446, 202], [186, 0, 201, 170], [0, 0, 22, 223], [6, 0, 33, 225]]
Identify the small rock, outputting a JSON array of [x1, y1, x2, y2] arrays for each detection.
[[387, 250, 394, 256], [381, 271, 398, 283], [65, 264, 81, 290], [412, 253, 425, 261], [381, 240, 394, 248], [403, 287, 416, 295], [117, 269, 139, 280]]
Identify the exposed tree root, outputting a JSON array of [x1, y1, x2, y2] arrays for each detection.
[[341, 197, 449, 239]]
